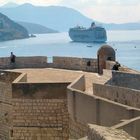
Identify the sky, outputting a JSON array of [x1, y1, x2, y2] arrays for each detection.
[[0, 0, 140, 23]]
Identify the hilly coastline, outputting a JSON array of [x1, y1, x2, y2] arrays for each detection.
[[1, 3, 140, 31], [0, 3, 92, 31], [0, 12, 29, 41], [18, 21, 58, 34]]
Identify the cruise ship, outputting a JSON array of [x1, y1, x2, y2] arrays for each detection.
[[69, 22, 107, 43]]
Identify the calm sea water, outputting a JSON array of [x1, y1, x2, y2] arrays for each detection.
[[0, 30, 140, 71]]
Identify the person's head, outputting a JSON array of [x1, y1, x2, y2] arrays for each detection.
[[11, 52, 13, 55]]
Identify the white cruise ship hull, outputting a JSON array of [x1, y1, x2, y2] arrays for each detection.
[[69, 27, 107, 43]]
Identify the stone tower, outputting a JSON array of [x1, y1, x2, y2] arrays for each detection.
[[97, 45, 116, 74]]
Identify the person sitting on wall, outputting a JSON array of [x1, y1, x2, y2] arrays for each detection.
[[112, 61, 121, 71], [10, 52, 16, 64]]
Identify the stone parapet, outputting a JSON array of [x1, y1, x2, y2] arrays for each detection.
[[53, 56, 98, 72], [112, 116, 140, 140], [0, 56, 47, 69], [0, 56, 98, 72], [0, 59, 140, 140], [87, 124, 136, 140], [67, 72, 140, 139], [93, 83, 140, 108], [0, 71, 18, 140], [110, 71, 140, 90]]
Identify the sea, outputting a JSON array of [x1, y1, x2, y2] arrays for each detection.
[[0, 30, 140, 71]]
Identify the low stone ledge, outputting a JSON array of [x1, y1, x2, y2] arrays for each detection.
[[78, 137, 88, 140], [87, 124, 136, 140]]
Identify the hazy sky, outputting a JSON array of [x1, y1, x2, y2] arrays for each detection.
[[0, 0, 140, 23]]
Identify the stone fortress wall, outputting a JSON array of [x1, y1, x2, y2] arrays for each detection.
[[0, 71, 21, 140], [0, 56, 47, 69], [93, 71, 140, 108], [0, 56, 98, 72], [0, 45, 140, 140], [0, 70, 70, 140], [13, 73, 70, 140], [67, 73, 140, 139]]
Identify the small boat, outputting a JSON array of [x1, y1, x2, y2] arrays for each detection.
[[87, 45, 92, 48], [30, 34, 36, 38]]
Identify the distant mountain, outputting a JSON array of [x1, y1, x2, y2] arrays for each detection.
[[18, 21, 58, 34], [0, 3, 93, 31], [0, 13, 29, 41], [1, 2, 19, 8], [0, 3, 140, 31]]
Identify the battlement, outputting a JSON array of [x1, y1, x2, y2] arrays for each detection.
[[0, 56, 98, 73], [0, 45, 140, 140]]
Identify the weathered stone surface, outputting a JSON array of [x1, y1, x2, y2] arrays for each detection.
[[0, 56, 140, 140], [12, 98, 69, 140], [53, 56, 98, 72], [88, 124, 136, 140], [69, 119, 88, 139], [0, 71, 20, 140]]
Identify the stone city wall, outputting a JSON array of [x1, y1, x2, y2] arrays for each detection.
[[0, 71, 21, 140], [53, 56, 98, 72], [11, 81, 70, 140], [87, 124, 136, 140], [15, 56, 47, 68], [0, 57, 10, 69], [0, 56, 99, 72], [67, 90, 140, 139], [106, 61, 139, 74], [0, 81, 12, 104], [69, 119, 88, 139], [112, 116, 140, 140], [67, 89, 140, 127], [0, 71, 21, 105], [0, 56, 47, 69], [67, 75, 88, 139], [0, 102, 12, 140], [12, 82, 70, 99], [69, 75, 85, 91], [12, 99, 69, 140], [93, 83, 140, 108], [67, 75, 140, 139], [0, 125, 10, 140], [119, 66, 140, 74], [109, 71, 140, 90]]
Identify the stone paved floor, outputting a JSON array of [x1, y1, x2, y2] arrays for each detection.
[[12, 68, 82, 83], [84, 71, 112, 95], [12, 68, 112, 95]]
